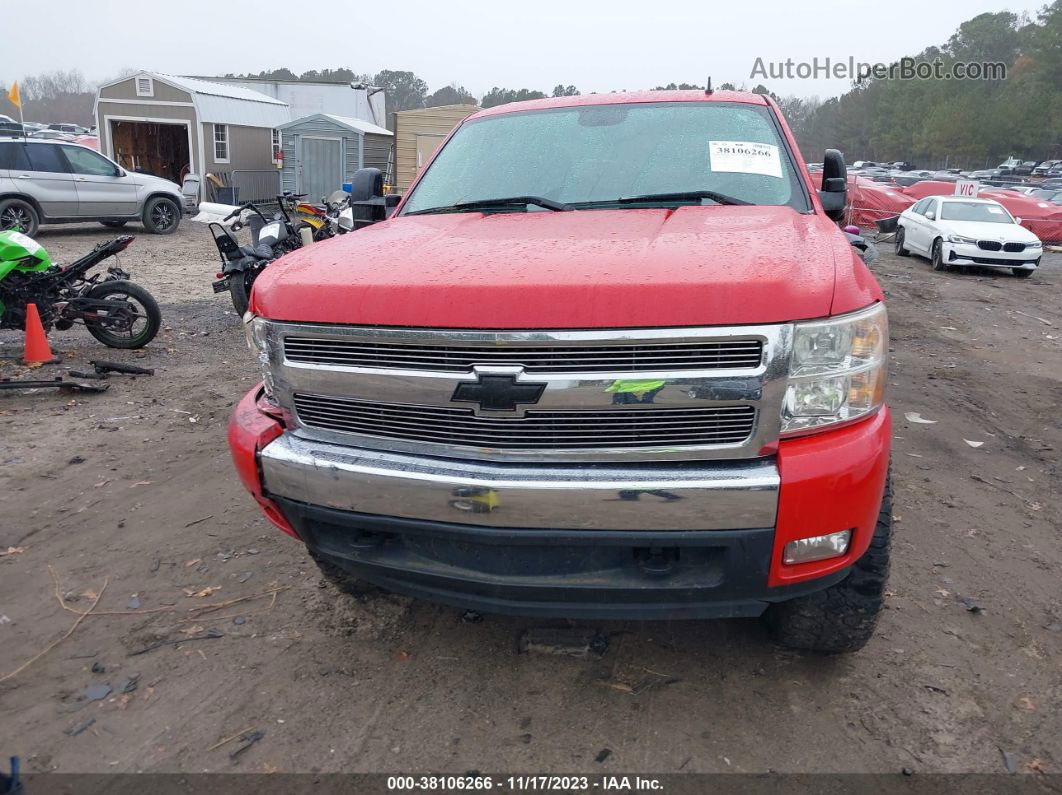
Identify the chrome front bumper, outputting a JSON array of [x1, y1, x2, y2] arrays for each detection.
[[259, 432, 779, 531]]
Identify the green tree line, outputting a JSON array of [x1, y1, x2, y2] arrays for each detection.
[[781, 2, 1061, 169]]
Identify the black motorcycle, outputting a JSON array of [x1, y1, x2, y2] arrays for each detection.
[[0, 235, 161, 349], [209, 171, 397, 315], [209, 199, 302, 315]]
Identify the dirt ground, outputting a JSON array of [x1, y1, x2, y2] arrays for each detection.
[[0, 219, 1059, 776]]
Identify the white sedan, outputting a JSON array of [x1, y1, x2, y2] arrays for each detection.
[[895, 197, 1043, 277]]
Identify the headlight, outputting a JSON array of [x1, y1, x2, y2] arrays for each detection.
[[243, 314, 276, 398], [782, 303, 888, 435], [1027, 240, 1042, 249], [947, 234, 977, 244]]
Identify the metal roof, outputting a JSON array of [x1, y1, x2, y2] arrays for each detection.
[[278, 112, 392, 137], [183, 75, 353, 89], [165, 73, 291, 128], [194, 93, 291, 128], [96, 71, 292, 128], [164, 74, 287, 104]]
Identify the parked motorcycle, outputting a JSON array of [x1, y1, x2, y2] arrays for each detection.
[[209, 198, 302, 315], [0, 230, 161, 348], [284, 191, 354, 240], [324, 190, 355, 235], [283, 193, 332, 242], [208, 172, 386, 315]]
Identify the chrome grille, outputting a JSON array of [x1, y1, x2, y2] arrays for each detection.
[[293, 394, 757, 450], [977, 240, 1003, 251], [264, 320, 791, 463], [283, 337, 764, 373], [1002, 242, 1025, 253]]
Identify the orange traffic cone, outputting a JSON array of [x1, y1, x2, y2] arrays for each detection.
[[22, 303, 60, 365]]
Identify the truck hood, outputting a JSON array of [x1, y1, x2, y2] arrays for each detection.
[[252, 206, 872, 328]]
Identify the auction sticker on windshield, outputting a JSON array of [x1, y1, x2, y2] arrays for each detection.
[[709, 141, 783, 178]]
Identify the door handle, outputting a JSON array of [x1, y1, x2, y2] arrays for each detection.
[[76, 177, 87, 181], [17, 174, 30, 179]]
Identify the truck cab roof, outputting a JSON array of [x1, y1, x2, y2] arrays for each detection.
[[470, 89, 771, 120]]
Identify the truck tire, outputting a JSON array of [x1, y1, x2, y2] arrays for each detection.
[[765, 474, 892, 654], [309, 548, 379, 597], [0, 198, 39, 236]]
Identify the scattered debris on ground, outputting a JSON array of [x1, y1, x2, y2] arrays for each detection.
[[229, 730, 265, 761], [518, 627, 609, 658], [596, 666, 681, 696], [128, 628, 224, 657]]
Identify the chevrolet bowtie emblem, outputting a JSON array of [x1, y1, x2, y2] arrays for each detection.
[[452, 372, 546, 412]]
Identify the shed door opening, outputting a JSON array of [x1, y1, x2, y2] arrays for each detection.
[[109, 120, 190, 184], [300, 137, 343, 201]]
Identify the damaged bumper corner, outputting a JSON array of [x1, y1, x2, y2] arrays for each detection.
[[227, 385, 297, 539]]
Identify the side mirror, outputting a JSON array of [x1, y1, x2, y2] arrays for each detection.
[[383, 194, 403, 218], [1015, 216, 1022, 224], [349, 168, 384, 202], [818, 149, 847, 221]]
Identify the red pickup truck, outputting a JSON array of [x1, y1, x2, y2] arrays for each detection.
[[229, 90, 891, 653]]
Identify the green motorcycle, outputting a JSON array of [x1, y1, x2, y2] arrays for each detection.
[[0, 230, 161, 349]]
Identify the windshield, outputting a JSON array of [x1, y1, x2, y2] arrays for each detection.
[[401, 102, 808, 214], [940, 202, 1014, 224]]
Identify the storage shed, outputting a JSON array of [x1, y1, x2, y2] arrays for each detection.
[[394, 104, 480, 191], [94, 71, 291, 201], [277, 114, 393, 201]]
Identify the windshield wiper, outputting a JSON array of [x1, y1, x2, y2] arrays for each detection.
[[405, 196, 572, 215], [615, 190, 753, 207]]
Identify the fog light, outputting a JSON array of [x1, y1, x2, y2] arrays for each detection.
[[783, 530, 852, 565]]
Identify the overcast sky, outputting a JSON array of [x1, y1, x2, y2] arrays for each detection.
[[3, 0, 1046, 99]]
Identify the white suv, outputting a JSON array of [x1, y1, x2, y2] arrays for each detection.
[[0, 139, 184, 236]]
